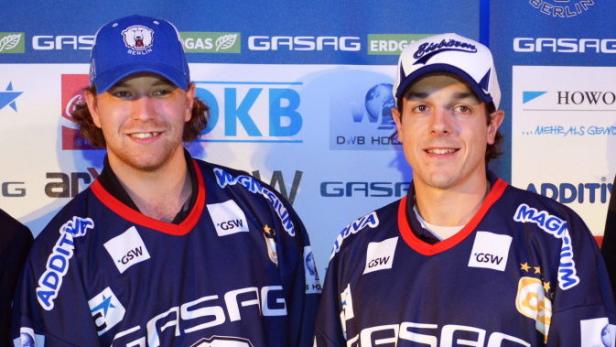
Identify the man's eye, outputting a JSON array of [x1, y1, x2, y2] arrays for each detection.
[[413, 105, 428, 112], [111, 90, 132, 99], [152, 87, 173, 97], [454, 105, 471, 113]]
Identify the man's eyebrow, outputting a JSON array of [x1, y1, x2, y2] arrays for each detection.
[[404, 92, 428, 99], [452, 91, 478, 101]]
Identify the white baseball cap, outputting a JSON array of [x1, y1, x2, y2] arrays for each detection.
[[393, 33, 501, 109]]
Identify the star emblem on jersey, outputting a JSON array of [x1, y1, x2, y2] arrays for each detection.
[[0, 82, 22, 111], [90, 295, 116, 317], [88, 287, 126, 336]]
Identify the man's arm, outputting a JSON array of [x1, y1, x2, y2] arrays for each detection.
[[10, 219, 101, 347], [602, 174, 616, 294], [547, 211, 616, 346]]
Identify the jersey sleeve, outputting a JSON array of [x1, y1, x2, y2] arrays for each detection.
[[314, 252, 346, 347], [545, 211, 616, 346], [601, 174, 616, 296], [11, 218, 101, 347], [270, 193, 321, 347]]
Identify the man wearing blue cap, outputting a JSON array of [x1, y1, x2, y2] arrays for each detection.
[[315, 33, 616, 346], [11, 15, 319, 347]]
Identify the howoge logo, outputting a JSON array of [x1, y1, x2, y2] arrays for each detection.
[[61, 74, 97, 150], [529, 0, 596, 18], [248, 35, 360, 51], [181, 32, 241, 53], [331, 83, 401, 150], [557, 90, 616, 105], [0, 32, 25, 53], [412, 38, 477, 65]]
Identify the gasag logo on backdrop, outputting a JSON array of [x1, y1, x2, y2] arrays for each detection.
[[61, 74, 97, 150], [0, 82, 23, 112], [367, 34, 430, 55], [181, 32, 241, 53], [248, 35, 360, 51], [330, 83, 400, 150], [320, 180, 410, 198], [513, 37, 616, 53], [529, 0, 596, 18], [195, 80, 303, 143], [0, 32, 25, 53], [32, 35, 94, 50]]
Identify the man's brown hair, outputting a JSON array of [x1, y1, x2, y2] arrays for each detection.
[[72, 85, 208, 148]]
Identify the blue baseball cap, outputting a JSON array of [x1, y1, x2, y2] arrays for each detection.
[[394, 33, 501, 109], [90, 15, 189, 93]]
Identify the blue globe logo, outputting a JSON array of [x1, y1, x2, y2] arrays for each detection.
[[365, 83, 395, 130]]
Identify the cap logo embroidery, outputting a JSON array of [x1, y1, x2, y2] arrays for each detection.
[[412, 39, 477, 65], [121, 25, 153, 55]]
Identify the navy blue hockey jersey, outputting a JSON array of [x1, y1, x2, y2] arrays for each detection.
[[315, 176, 616, 346], [12, 159, 321, 347]]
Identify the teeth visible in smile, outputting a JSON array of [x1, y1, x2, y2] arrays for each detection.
[[131, 132, 159, 139], [427, 148, 455, 154]]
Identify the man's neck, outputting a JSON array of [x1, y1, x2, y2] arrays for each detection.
[[413, 174, 490, 227], [108, 148, 192, 222]]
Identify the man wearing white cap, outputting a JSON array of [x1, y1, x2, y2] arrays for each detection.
[[11, 15, 319, 347], [314, 33, 615, 346]]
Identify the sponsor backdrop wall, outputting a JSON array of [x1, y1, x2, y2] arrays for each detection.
[[0, 0, 613, 272]]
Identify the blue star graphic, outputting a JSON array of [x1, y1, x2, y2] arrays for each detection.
[[90, 295, 116, 317], [0, 82, 22, 111]]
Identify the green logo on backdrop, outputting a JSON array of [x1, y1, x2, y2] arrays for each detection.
[[180, 32, 241, 53], [0, 33, 25, 53], [367, 34, 431, 55]]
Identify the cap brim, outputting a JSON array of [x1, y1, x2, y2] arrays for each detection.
[[94, 63, 189, 93], [396, 63, 494, 108]]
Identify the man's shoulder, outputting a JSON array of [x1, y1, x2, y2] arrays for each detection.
[[0, 209, 31, 240], [504, 183, 583, 222], [31, 187, 96, 250], [329, 199, 400, 261], [0, 209, 32, 255]]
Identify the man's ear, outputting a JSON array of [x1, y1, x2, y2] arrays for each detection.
[[487, 109, 504, 145], [84, 90, 102, 128]]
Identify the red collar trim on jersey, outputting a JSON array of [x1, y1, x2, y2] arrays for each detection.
[[91, 160, 206, 236], [398, 178, 508, 256]]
